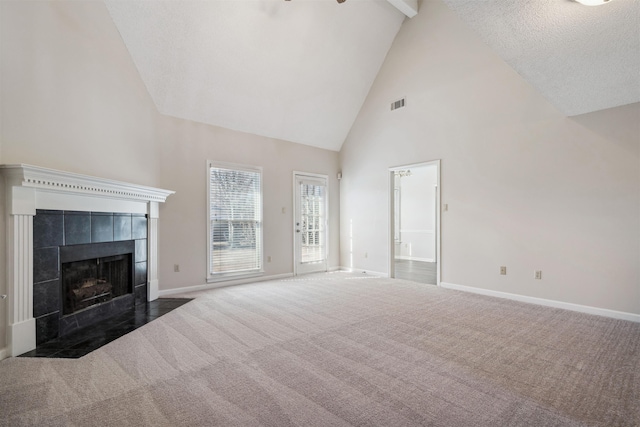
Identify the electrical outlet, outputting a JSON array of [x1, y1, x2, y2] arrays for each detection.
[[534, 270, 542, 280], [443, 204, 448, 212], [267, 256, 272, 263], [500, 266, 507, 275], [174, 264, 180, 273], [364, 252, 368, 258]]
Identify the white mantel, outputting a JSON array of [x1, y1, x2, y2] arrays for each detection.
[[0, 164, 174, 357]]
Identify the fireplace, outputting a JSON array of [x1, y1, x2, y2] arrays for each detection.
[[0, 164, 174, 357], [31, 212, 148, 342], [61, 241, 135, 316]]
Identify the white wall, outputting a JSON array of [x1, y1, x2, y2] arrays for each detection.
[[396, 165, 437, 261], [0, 0, 341, 351], [0, 1, 4, 349], [339, 0, 640, 314], [0, 1, 161, 186], [156, 116, 340, 290], [0, 174, 5, 352]]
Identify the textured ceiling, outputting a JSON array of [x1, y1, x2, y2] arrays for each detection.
[[441, 0, 640, 116], [104, 0, 405, 151], [105, 0, 639, 152]]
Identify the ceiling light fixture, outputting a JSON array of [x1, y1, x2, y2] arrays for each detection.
[[574, 0, 613, 5]]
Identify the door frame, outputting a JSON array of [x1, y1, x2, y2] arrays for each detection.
[[293, 171, 329, 276], [388, 160, 441, 285]]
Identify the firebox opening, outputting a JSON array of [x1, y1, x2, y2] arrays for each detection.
[[62, 254, 132, 315], [59, 240, 136, 321]]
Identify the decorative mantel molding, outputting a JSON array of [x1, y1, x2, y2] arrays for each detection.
[[0, 164, 174, 204], [0, 164, 174, 358]]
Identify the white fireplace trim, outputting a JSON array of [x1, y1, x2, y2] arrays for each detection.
[[1, 164, 174, 357], [2, 164, 172, 204]]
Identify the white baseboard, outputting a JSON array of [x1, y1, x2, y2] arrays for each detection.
[[440, 282, 640, 323], [0, 347, 8, 361], [395, 256, 435, 263], [148, 278, 160, 302], [9, 318, 36, 357], [338, 267, 389, 277], [158, 273, 295, 297]]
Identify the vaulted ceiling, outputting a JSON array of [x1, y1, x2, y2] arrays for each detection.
[[440, 0, 640, 117], [104, 0, 407, 152], [105, 0, 639, 152]]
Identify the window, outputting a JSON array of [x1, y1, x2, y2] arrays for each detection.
[[208, 162, 263, 280], [299, 182, 326, 263]]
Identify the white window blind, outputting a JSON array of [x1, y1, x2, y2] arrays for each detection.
[[208, 163, 262, 277]]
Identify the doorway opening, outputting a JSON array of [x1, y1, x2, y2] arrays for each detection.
[[389, 160, 440, 285]]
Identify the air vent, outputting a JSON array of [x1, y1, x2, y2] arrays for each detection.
[[391, 98, 405, 111]]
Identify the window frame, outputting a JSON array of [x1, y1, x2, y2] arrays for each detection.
[[207, 160, 264, 283]]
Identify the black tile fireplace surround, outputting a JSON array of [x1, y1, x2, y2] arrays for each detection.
[[33, 210, 149, 345]]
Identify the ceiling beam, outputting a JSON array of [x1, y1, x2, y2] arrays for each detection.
[[386, 0, 418, 18]]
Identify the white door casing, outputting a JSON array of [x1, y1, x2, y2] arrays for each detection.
[[388, 160, 441, 285]]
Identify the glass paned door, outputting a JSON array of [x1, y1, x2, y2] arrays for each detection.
[[294, 174, 328, 275]]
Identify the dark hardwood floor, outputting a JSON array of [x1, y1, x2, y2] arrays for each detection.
[[394, 259, 437, 285]]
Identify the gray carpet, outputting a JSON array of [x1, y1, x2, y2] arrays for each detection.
[[1, 272, 638, 426]]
